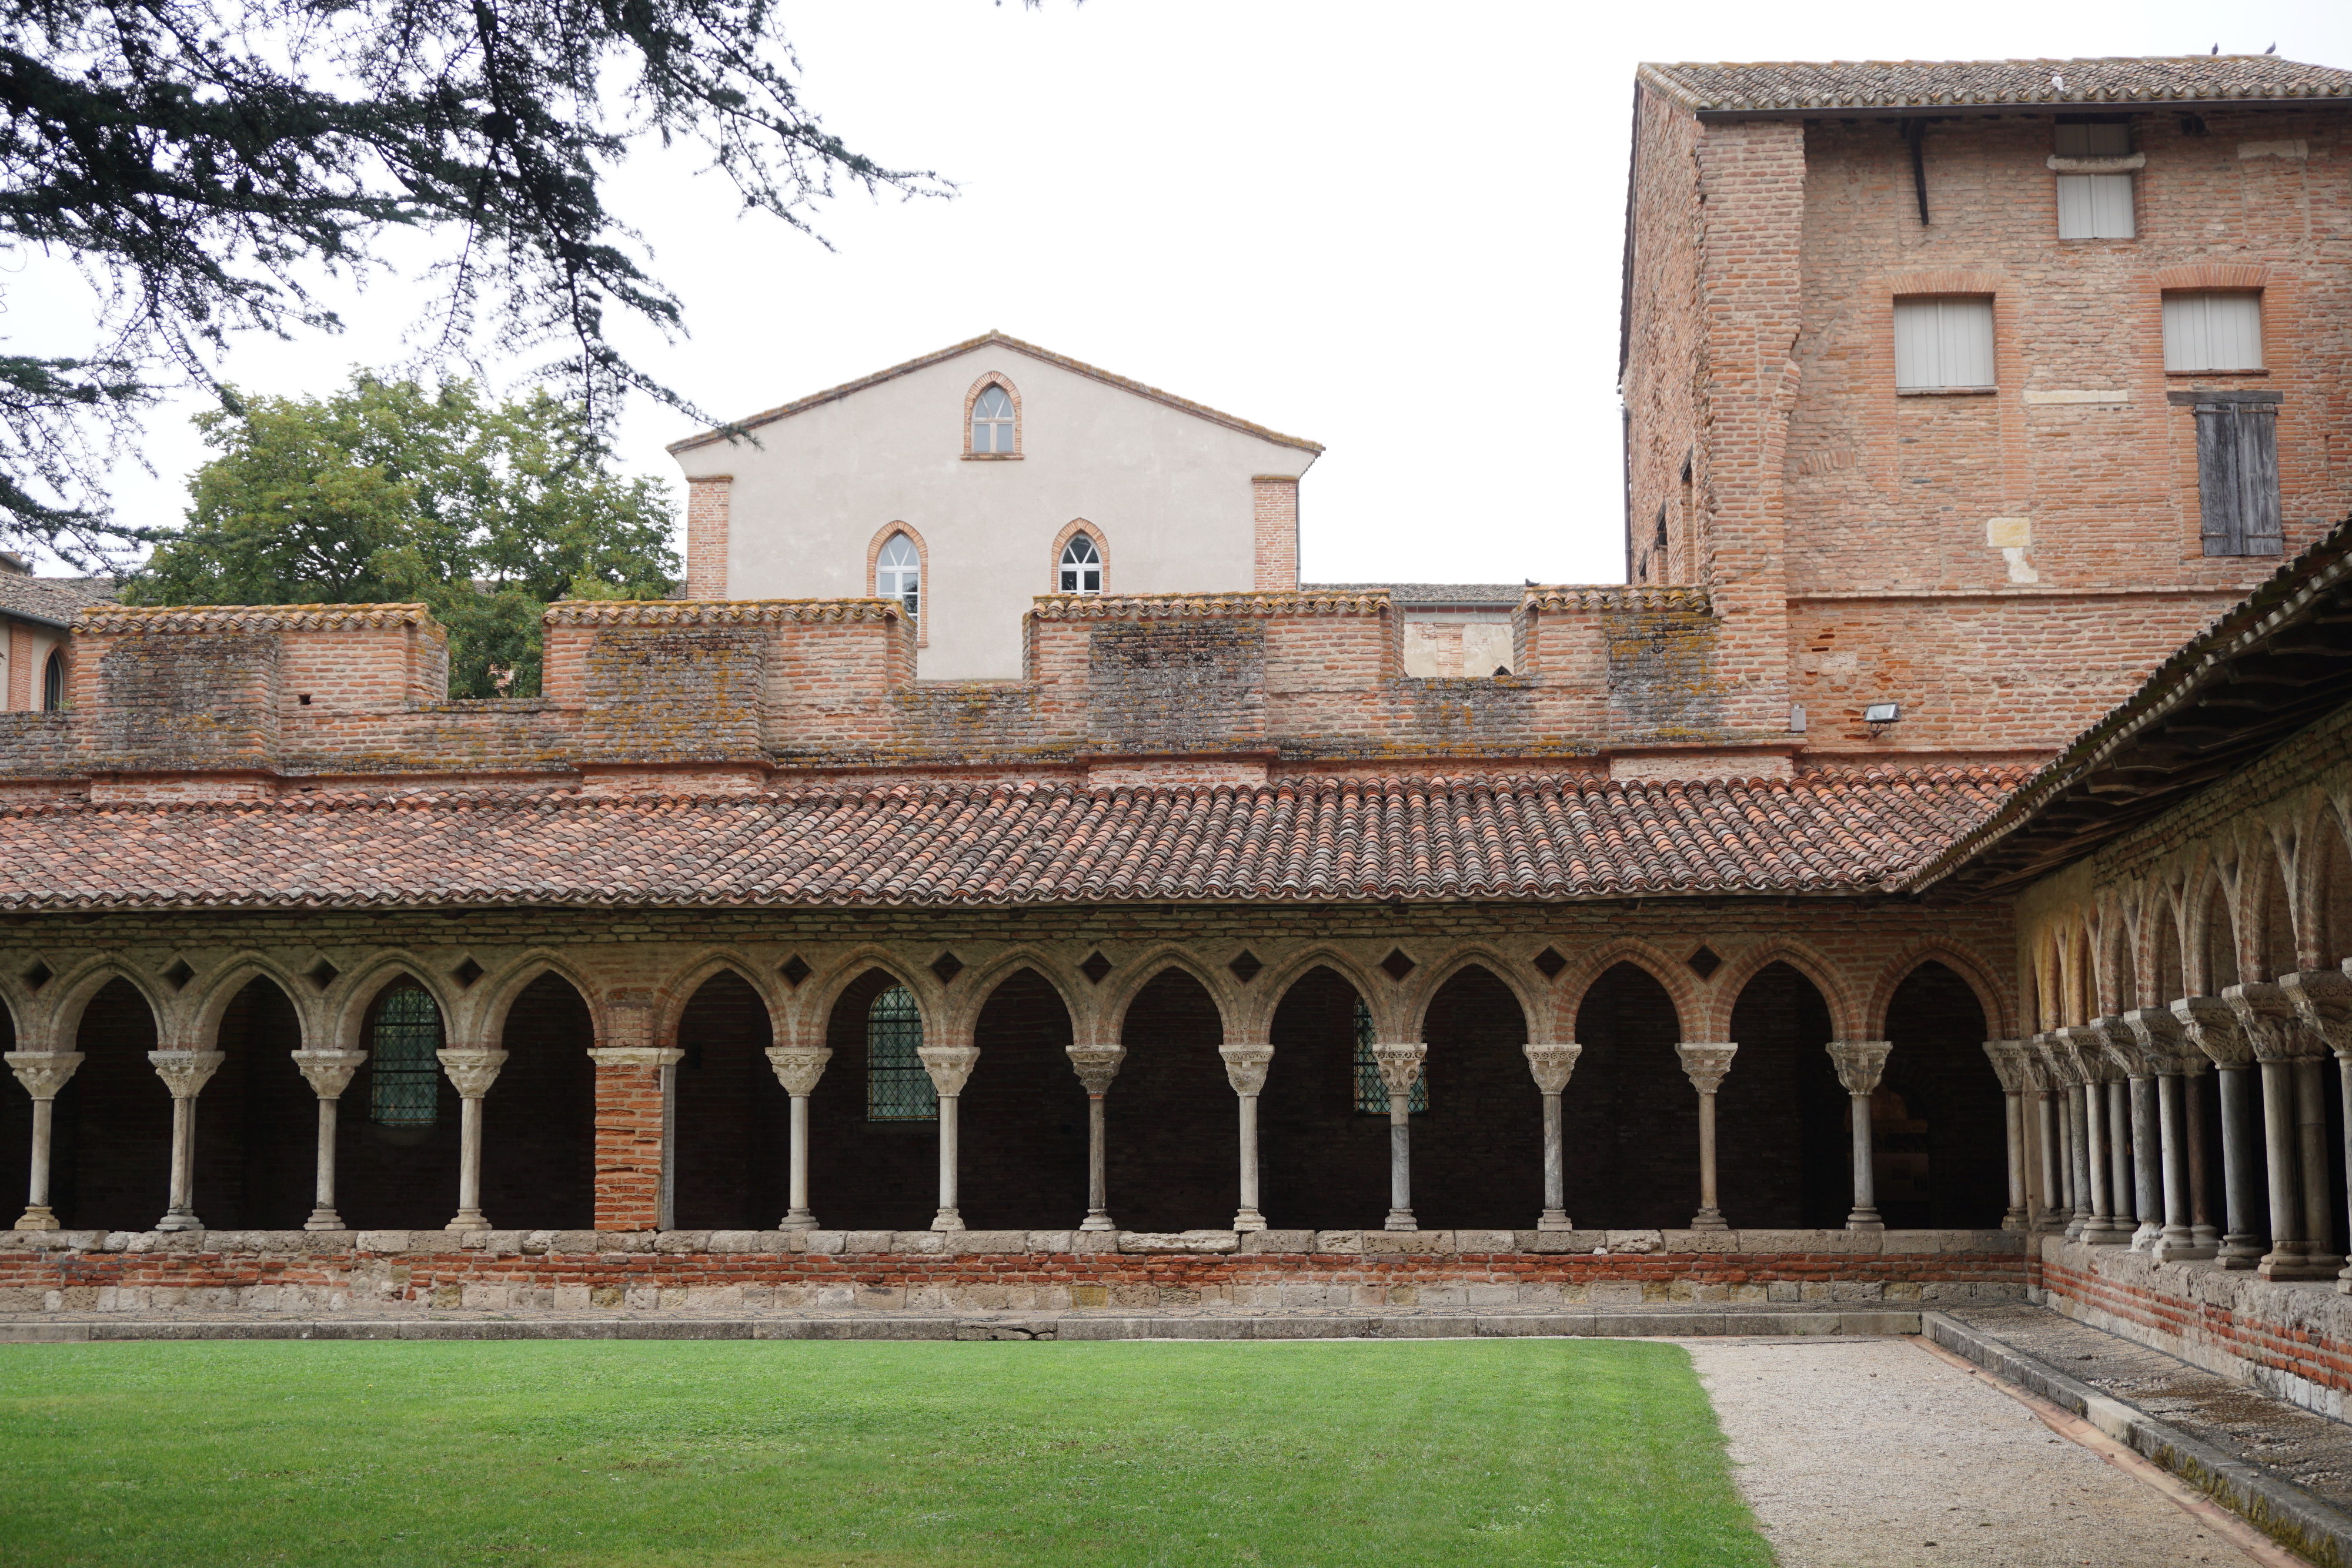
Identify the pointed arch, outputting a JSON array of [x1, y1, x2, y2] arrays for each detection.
[[2092, 888, 2139, 1018], [2144, 886, 2187, 1007], [1244, 945, 1387, 1041], [41, 956, 167, 1049], [1100, 947, 1240, 1043], [2247, 828, 2299, 981], [805, 946, 944, 1045], [463, 949, 606, 1048], [324, 953, 463, 1052], [1050, 519, 1108, 596], [2189, 855, 2243, 996], [187, 953, 319, 1050], [1406, 944, 1546, 1044], [1865, 940, 2014, 1041], [1704, 938, 1863, 1041], [962, 370, 1023, 457], [1555, 937, 1696, 1041], [946, 948, 1087, 1042], [866, 521, 929, 647], [656, 950, 791, 1049]]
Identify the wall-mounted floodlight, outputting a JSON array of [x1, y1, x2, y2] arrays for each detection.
[[1863, 702, 1901, 725]]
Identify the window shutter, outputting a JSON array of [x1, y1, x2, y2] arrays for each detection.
[[2056, 175, 2097, 239], [2057, 173, 2134, 239], [2196, 401, 2284, 557], [2164, 293, 2263, 373], [1895, 297, 1993, 390]]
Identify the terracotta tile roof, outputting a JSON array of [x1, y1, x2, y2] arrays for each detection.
[[0, 573, 116, 630], [1309, 583, 1528, 606], [1642, 56, 2352, 116], [0, 769, 2024, 911]]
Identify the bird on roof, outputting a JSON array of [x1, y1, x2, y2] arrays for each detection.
[[2267, 43, 2278, 54]]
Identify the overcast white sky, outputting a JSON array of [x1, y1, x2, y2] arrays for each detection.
[[13, 0, 2352, 584]]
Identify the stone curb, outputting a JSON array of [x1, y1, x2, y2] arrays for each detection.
[[1923, 1310, 2352, 1568], [0, 1308, 1924, 1344]]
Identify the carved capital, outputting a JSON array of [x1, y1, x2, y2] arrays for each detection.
[[147, 1049, 225, 1100], [5, 1051, 83, 1102], [2093, 1016, 2152, 1078], [2055, 1024, 2116, 1084], [916, 1044, 980, 1097], [289, 1049, 369, 1100], [2281, 968, 2352, 1058], [2029, 1032, 2077, 1089], [1980, 1039, 2028, 1094], [764, 1046, 833, 1098], [2171, 995, 2250, 1068], [1065, 1045, 1127, 1096], [1826, 1039, 1892, 1096], [1675, 1042, 1738, 1095], [585, 1046, 687, 1069], [436, 1047, 509, 1099], [1218, 1044, 1274, 1096], [1368, 1042, 1426, 1099], [1522, 1042, 1583, 1095], [2121, 1008, 2199, 1076], [2223, 982, 2314, 1062]]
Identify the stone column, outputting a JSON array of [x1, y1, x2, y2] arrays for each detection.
[[2064, 1051, 2094, 1238], [1370, 1042, 1427, 1232], [763, 1046, 832, 1230], [1523, 1043, 1583, 1231], [2026, 1050, 2064, 1233], [436, 1048, 507, 1231], [6, 1052, 83, 1231], [148, 1049, 227, 1232], [2097, 1018, 2161, 1251], [2176, 995, 2263, 1268], [2033, 1034, 2085, 1235], [289, 1049, 368, 1231], [1675, 1043, 1738, 1231], [2226, 981, 2331, 1280], [1982, 1040, 2030, 1231], [916, 1044, 980, 1232], [2059, 1027, 2123, 1245], [1826, 1041, 1892, 1232], [1065, 1043, 1127, 1232], [586, 1045, 686, 1231], [2126, 1007, 2210, 1262], [2283, 967, 2352, 1293], [1218, 1042, 1273, 1231]]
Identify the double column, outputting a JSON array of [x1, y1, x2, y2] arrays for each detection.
[[2226, 981, 2339, 1281], [2027, 1034, 2082, 1235], [1980, 1041, 2031, 1231], [2124, 1007, 2217, 1262], [2096, 1018, 2163, 1251], [149, 1046, 228, 1231], [1676, 1043, 1737, 1231], [2057, 1025, 2128, 1244], [2173, 996, 2263, 1267], [1826, 1041, 1891, 1231], [2282, 967, 2352, 1294], [289, 1049, 369, 1230]]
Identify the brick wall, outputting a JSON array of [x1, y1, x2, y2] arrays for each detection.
[[1251, 476, 1299, 590], [685, 476, 732, 599]]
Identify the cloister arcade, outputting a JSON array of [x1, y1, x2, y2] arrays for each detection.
[[1, 930, 2013, 1241]]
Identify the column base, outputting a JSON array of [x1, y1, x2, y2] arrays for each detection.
[[2130, 1222, 2162, 1252], [931, 1209, 966, 1233], [154, 1211, 202, 1232], [1845, 1208, 1884, 1232], [2083, 1225, 2131, 1246], [1079, 1212, 1117, 1233], [2218, 1234, 2265, 1269], [2063, 1216, 2087, 1239], [2001, 1211, 2027, 1232], [445, 1211, 490, 1231], [2191, 1223, 2223, 1251], [1689, 1209, 1728, 1232], [2150, 1229, 2215, 1263], [2258, 1248, 2333, 1281], [1537, 1211, 1574, 1232], [780, 1212, 818, 1231], [1232, 1208, 1267, 1232], [12, 1206, 59, 1232], [303, 1210, 345, 1232], [2338, 1265, 2352, 1296], [1383, 1211, 1417, 1232]]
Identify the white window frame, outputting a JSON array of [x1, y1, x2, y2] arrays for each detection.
[[876, 533, 920, 618], [2163, 292, 2264, 374], [2056, 174, 2136, 240], [970, 385, 1015, 454], [1893, 296, 1996, 393], [1058, 533, 1102, 594]]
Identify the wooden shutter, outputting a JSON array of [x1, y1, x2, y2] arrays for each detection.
[[1894, 296, 1993, 390], [2196, 400, 2284, 557]]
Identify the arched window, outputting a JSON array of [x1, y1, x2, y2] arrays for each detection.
[[876, 533, 920, 618], [970, 384, 1015, 453], [1351, 994, 1426, 1115], [867, 984, 934, 1120], [370, 984, 443, 1126], [1059, 532, 1102, 594], [41, 650, 63, 711]]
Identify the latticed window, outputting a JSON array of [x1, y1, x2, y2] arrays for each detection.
[[1059, 533, 1102, 593], [876, 533, 920, 618], [1352, 995, 1425, 1115], [370, 984, 442, 1126], [867, 984, 936, 1121], [971, 384, 1015, 453]]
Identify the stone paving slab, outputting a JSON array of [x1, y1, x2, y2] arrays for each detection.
[[0, 1304, 1926, 1342], [1935, 1305, 2352, 1566]]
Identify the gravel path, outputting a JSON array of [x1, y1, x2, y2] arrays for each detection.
[[1686, 1336, 2269, 1568]]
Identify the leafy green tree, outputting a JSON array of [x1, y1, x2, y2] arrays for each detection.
[[126, 372, 677, 696], [1, 0, 953, 564]]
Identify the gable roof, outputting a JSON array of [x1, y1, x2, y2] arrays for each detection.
[[1641, 55, 2352, 121], [1908, 514, 2352, 899], [667, 330, 1323, 458], [0, 768, 2020, 912]]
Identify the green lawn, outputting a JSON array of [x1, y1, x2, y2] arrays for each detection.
[[0, 1338, 1772, 1568]]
